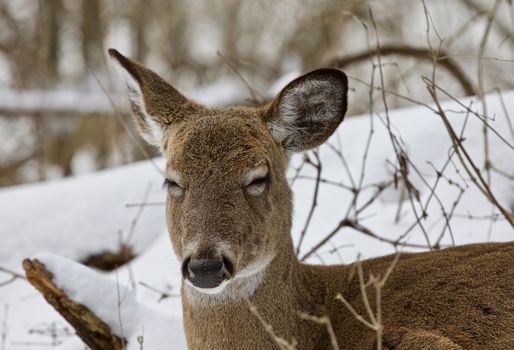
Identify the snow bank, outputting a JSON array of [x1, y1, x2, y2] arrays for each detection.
[[292, 91, 514, 262], [0, 159, 167, 269], [36, 254, 186, 350]]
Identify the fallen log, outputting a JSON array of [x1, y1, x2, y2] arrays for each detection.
[[22, 258, 125, 350]]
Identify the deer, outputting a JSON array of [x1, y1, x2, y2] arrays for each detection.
[[108, 48, 514, 350]]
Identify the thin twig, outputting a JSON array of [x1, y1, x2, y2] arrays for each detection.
[[297, 313, 339, 350], [217, 51, 263, 105], [296, 151, 322, 255]]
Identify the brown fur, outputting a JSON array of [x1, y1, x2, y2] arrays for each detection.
[[109, 49, 514, 350]]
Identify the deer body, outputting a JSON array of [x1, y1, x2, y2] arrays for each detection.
[[109, 49, 514, 349], [183, 242, 514, 350]]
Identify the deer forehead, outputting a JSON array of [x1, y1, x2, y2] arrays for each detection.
[[164, 113, 281, 180]]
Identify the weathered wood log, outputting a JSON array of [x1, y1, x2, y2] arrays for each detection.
[[22, 258, 125, 350]]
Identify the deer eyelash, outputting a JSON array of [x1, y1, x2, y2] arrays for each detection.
[[247, 173, 270, 188], [163, 178, 182, 190]]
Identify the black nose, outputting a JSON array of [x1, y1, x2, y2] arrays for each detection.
[[183, 257, 233, 289]]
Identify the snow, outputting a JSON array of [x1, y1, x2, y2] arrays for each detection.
[[292, 92, 514, 262], [0, 159, 166, 269], [0, 89, 128, 115], [0, 89, 513, 349], [185, 78, 249, 107], [0, 77, 246, 116], [36, 253, 186, 350]]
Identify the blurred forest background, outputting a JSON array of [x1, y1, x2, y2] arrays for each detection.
[[0, 0, 513, 187]]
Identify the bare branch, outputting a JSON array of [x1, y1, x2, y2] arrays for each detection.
[[22, 259, 125, 350], [328, 45, 476, 96]]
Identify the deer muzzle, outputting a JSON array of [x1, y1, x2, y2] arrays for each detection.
[[183, 256, 234, 289]]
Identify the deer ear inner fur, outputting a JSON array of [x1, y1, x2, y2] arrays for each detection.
[[266, 69, 348, 152]]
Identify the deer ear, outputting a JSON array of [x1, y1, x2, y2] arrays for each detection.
[[266, 69, 348, 152], [108, 48, 201, 151]]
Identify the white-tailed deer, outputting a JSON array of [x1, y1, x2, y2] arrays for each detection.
[[109, 49, 514, 350]]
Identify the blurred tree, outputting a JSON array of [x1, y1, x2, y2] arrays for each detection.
[[81, 0, 104, 73], [0, 0, 513, 187], [44, 0, 62, 81]]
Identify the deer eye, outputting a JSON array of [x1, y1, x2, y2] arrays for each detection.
[[246, 173, 269, 196], [163, 178, 184, 197]]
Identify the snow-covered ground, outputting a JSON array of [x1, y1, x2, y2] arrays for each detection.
[[0, 89, 512, 349], [0, 159, 166, 268]]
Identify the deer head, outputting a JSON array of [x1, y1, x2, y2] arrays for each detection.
[[109, 49, 348, 301]]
